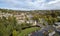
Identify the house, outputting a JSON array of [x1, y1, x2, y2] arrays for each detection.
[[54, 22, 60, 35], [0, 12, 13, 19]]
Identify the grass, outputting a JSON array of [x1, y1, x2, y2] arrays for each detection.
[[18, 27, 41, 36]]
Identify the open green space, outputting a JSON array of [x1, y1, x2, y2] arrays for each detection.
[[18, 27, 41, 36]]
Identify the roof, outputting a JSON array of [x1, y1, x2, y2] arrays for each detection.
[[55, 22, 60, 25]]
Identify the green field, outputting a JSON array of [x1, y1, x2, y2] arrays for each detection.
[[18, 27, 41, 36]]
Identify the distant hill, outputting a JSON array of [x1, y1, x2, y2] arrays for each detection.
[[0, 8, 60, 13]]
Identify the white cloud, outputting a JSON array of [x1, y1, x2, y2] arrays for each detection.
[[0, 0, 60, 10], [48, 0, 60, 4]]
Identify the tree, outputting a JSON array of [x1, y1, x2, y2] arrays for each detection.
[[16, 24, 22, 32], [12, 30, 18, 36], [0, 15, 19, 36], [32, 15, 40, 22]]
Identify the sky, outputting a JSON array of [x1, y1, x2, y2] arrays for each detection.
[[0, 0, 60, 10]]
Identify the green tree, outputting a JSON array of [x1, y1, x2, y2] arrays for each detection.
[[12, 30, 18, 36]]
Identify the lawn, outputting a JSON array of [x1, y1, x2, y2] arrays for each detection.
[[18, 27, 41, 36]]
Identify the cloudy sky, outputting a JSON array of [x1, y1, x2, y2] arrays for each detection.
[[0, 0, 60, 10]]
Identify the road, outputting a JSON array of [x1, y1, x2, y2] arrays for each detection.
[[30, 25, 55, 36]]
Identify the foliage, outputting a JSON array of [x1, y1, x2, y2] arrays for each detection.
[[0, 16, 19, 36], [12, 30, 18, 36]]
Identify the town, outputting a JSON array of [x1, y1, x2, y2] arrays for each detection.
[[0, 9, 60, 36]]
